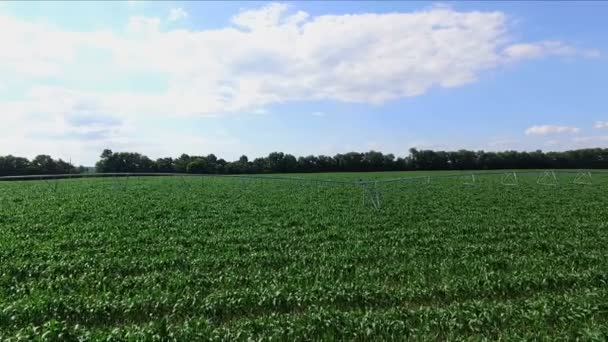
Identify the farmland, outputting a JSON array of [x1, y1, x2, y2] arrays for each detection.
[[1, 171, 608, 340]]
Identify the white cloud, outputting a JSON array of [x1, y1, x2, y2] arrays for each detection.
[[0, 3, 599, 163], [0, 14, 79, 77], [544, 139, 560, 146], [252, 108, 269, 115], [568, 136, 608, 150], [1, 3, 596, 116], [487, 138, 518, 148], [503, 41, 599, 60], [572, 136, 608, 143], [311, 111, 325, 117], [525, 125, 581, 136], [232, 3, 289, 30], [0, 85, 133, 164], [127, 16, 161, 34], [168, 8, 188, 22], [594, 121, 608, 129]]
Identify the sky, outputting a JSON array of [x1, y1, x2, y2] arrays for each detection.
[[1, 1, 607, 165]]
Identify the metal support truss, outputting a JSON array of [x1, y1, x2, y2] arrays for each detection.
[[360, 181, 382, 209], [537, 170, 558, 186], [501, 172, 518, 186], [573, 171, 593, 185]]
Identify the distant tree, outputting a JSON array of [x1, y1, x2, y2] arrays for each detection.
[[335, 152, 364, 171], [316, 155, 336, 172], [56, 159, 77, 174], [283, 154, 298, 172], [0, 155, 30, 176], [206, 154, 219, 173], [174, 154, 191, 173], [96, 150, 113, 173], [186, 158, 209, 174], [216, 158, 227, 173], [30, 155, 58, 174], [224, 155, 250, 174], [0, 154, 78, 176], [0, 146, 595, 178], [251, 157, 266, 173], [101, 149, 113, 159], [383, 154, 396, 171], [156, 157, 175, 173], [95, 149, 155, 173], [266, 152, 284, 172], [363, 151, 385, 171], [297, 155, 318, 173]]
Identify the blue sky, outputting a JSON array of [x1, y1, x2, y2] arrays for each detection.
[[1, 1, 607, 165]]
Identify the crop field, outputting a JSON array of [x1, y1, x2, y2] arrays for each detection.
[[1, 171, 608, 340]]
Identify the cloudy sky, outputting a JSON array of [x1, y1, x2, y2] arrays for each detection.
[[1, 1, 607, 165]]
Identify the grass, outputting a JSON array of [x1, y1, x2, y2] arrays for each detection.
[[1, 171, 607, 340]]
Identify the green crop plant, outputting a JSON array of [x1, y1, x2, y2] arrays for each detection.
[[1, 171, 607, 340]]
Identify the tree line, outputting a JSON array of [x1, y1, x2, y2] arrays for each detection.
[[2, 148, 608, 177], [0, 155, 82, 176], [95, 148, 608, 174]]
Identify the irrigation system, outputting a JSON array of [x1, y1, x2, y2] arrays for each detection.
[[0, 170, 602, 209], [0, 169, 604, 183]]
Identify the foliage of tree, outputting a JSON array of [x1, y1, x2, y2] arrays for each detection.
[[3, 148, 608, 177], [95, 149, 155, 173], [93, 148, 608, 174], [0, 155, 79, 176]]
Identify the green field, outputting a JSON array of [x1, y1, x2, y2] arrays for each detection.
[[1, 171, 608, 340]]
